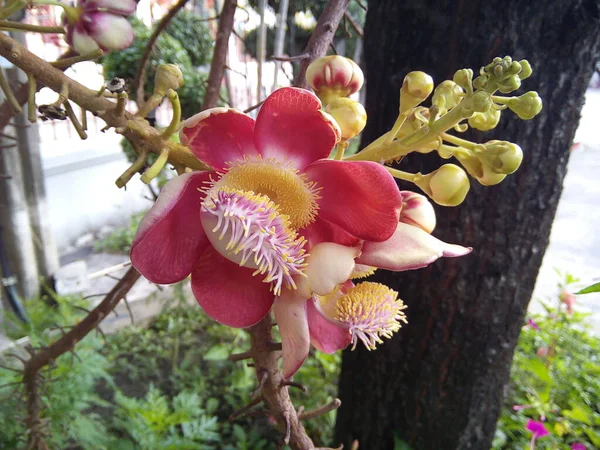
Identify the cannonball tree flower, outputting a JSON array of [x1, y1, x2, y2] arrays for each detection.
[[274, 192, 471, 377], [63, 0, 136, 55], [526, 419, 550, 449], [131, 87, 403, 332]]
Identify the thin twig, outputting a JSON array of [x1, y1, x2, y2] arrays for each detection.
[[134, 0, 189, 104], [229, 349, 253, 362], [298, 398, 342, 421], [251, 370, 268, 399], [229, 396, 263, 421], [202, 0, 237, 110], [282, 380, 308, 393], [63, 100, 87, 139], [271, 53, 309, 62], [243, 100, 264, 113], [0, 67, 22, 114], [343, 11, 364, 37]]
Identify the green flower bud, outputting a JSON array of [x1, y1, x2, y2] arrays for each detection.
[[453, 151, 506, 186], [497, 75, 521, 94], [518, 60, 532, 80], [507, 91, 543, 120], [479, 140, 523, 174], [154, 64, 184, 96], [399, 71, 434, 113], [468, 108, 501, 131], [461, 91, 493, 117], [432, 80, 464, 113], [453, 69, 473, 92], [415, 164, 470, 207], [325, 98, 367, 140]]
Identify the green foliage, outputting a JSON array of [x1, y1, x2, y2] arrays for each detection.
[[94, 211, 146, 254], [577, 281, 600, 295], [494, 274, 600, 450], [165, 11, 213, 67], [101, 17, 209, 118]]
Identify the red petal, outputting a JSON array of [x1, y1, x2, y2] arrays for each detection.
[[273, 291, 310, 379], [191, 246, 274, 328], [131, 171, 212, 284], [304, 160, 402, 242], [307, 298, 351, 353], [358, 222, 472, 271], [180, 108, 258, 170], [254, 87, 340, 169], [302, 217, 361, 247]]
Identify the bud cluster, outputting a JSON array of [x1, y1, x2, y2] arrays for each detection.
[[306, 56, 366, 140]]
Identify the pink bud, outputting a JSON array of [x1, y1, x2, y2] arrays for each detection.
[[536, 346, 548, 358], [306, 56, 364, 103], [399, 191, 437, 234], [560, 289, 576, 314]]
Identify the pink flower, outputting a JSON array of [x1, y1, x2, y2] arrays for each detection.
[[274, 195, 471, 377], [526, 419, 550, 438], [572, 443, 586, 450], [131, 87, 402, 328], [527, 318, 540, 330], [536, 346, 549, 358], [64, 0, 136, 55], [560, 289, 576, 314]]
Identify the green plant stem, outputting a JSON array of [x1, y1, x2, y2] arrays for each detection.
[[0, 20, 65, 33], [0, 67, 21, 114], [385, 166, 419, 183], [26, 73, 36, 122], [63, 100, 87, 139], [51, 49, 103, 68], [162, 89, 180, 138]]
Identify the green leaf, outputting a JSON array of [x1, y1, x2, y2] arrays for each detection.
[[524, 358, 552, 385], [563, 404, 592, 425], [202, 344, 230, 361], [394, 435, 412, 450], [576, 282, 600, 295]]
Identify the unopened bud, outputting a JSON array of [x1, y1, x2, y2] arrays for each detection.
[[518, 60, 532, 80], [432, 80, 463, 113], [453, 151, 506, 186], [536, 347, 549, 358], [399, 71, 434, 113], [415, 164, 470, 207], [461, 91, 493, 117], [468, 108, 501, 131], [507, 91, 543, 120], [453, 69, 473, 91], [497, 74, 521, 94], [154, 64, 184, 96], [325, 98, 367, 140], [399, 191, 436, 233], [306, 56, 364, 105], [480, 141, 523, 174]]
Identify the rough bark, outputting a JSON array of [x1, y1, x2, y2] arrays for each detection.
[[335, 1, 600, 449]]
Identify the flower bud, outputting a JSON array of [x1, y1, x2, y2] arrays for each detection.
[[432, 80, 464, 113], [399, 191, 436, 233], [461, 91, 493, 117], [518, 60, 532, 79], [453, 68, 473, 91], [468, 108, 501, 131], [479, 140, 523, 174], [325, 98, 367, 140], [415, 164, 470, 207], [536, 346, 549, 358], [399, 71, 434, 113], [507, 91, 543, 120], [453, 151, 506, 186], [497, 74, 521, 94], [560, 289, 576, 314], [306, 56, 364, 104], [154, 64, 184, 96]]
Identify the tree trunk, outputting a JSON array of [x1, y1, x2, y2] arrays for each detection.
[[335, 1, 600, 449]]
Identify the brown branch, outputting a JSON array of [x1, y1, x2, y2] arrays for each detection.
[[134, 0, 190, 104], [292, 0, 351, 88], [298, 398, 341, 421], [271, 53, 309, 62], [202, 0, 237, 110]]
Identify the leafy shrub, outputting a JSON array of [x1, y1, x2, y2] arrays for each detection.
[[494, 274, 600, 449], [94, 211, 147, 254], [165, 11, 213, 67]]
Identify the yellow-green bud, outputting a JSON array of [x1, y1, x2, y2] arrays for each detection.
[[306, 56, 364, 105], [479, 140, 523, 174], [154, 64, 184, 96], [432, 80, 464, 113], [497, 75, 521, 94], [453, 69, 473, 92], [477, 167, 507, 186], [468, 108, 501, 131], [507, 91, 543, 120], [461, 91, 493, 117], [399, 71, 434, 113], [518, 60, 532, 80], [415, 164, 470, 207], [325, 98, 367, 140], [453, 151, 506, 186]]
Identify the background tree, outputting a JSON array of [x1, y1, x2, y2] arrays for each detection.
[[335, 1, 600, 449]]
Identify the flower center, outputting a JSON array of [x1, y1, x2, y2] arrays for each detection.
[[201, 188, 307, 295], [212, 157, 320, 229], [334, 282, 407, 350]]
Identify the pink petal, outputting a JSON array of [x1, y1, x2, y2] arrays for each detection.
[[358, 222, 472, 271], [307, 298, 351, 353], [130, 171, 212, 284], [86, 13, 133, 51], [302, 217, 360, 247], [180, 108, 257, 170], [273, 291, 310, 379], [191, 245, 274, 328], [93, 0, 137, 15], [254, 87, 340, 169], [303, 160, 402, 242], [572, 443, 586, 450], [71, 28, 100, 55], [526, 419, 550, 438]]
